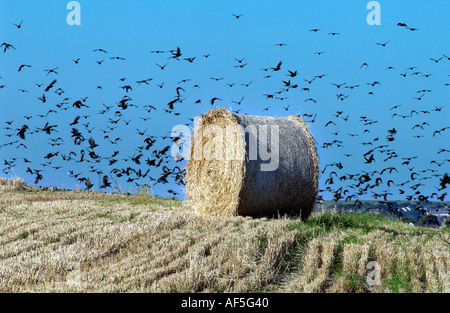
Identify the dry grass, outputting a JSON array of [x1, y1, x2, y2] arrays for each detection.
[[0, 179, 448, 293], [0, 177, 25, 192]]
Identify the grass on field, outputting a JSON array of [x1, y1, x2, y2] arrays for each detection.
[[0, 178, 448, 293]]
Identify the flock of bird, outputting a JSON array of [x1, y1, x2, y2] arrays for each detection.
[[1, 15, 449, 217]]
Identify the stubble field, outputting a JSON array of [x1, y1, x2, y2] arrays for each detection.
[[0, 178, 448, 293]]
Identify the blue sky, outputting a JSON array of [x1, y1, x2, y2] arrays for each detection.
[[0, 0, 449, 201]]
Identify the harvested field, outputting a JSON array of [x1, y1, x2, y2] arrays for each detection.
[[0, 185, 449, 293]]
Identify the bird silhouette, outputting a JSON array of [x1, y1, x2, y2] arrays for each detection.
[[18, 64, 31, 72], [100, 175, 111, 189], [169, 47, 182, 59], [210, 97, 222, 105], [1, 42, 16, 52], [271, 61, 282, 71], [12, 20, 23, 28], [376, 41, 390, 47], [44, 67, 59, 76], [44, 79, 57, 92]]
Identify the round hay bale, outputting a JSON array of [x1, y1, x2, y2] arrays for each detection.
[[185, 108, 319, 219]]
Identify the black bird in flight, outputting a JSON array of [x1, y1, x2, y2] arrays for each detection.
[[84, 177, 93, 191], [45, 67, 59, 76], [100, 175, 111, 189], [364, 154, 375, 164], [16, 125, 29, 139], [232, 14, 243, 19], [155, 63, 168, 70], [70, 116, 80, 126], [167, 98, 179, 110], [271, 61, 282, 71], [1, 43, 16, 53], [232, 96, 244, 105], [39, 122, 58, 135], [88, 137, 98, 149], [130, 153, 143, 165], [169, 47, 182, 59], [120, 85, 132, 92], [184, 57, 196, 63], [12, 20, 23, 29], [376, 41, 390, 47], [18, 64, 31, 72], [210, 97, 222, 105], [136, 78, 153, 85], [332, 82, 346, 88], [439, 174, 450, 190], [429, 57, 443, 63], [234, 63, 247, 68], [44, 79, 57, 92], [38, 94, 47, 103]]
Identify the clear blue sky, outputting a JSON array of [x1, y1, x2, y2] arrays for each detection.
[[0, 0, 449, 201]]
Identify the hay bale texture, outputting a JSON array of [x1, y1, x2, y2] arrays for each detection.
[[185, 108, 319, 219]]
